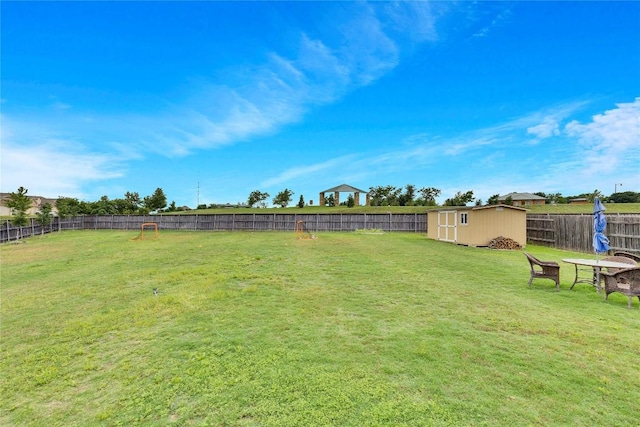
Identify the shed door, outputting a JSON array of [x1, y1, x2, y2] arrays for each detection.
[[437, 211, 457, 242]]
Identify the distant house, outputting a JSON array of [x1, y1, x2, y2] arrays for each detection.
[[427, 205, 527, 247], [499, 192, 546, 207], [0, 193, 58, 216], [569, 198, 589, 204]]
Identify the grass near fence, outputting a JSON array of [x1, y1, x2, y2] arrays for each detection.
[[1, 231, 639, 426]]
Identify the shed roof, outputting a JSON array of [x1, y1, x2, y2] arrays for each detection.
[[321, 184, 368, 193], [499, 192, 546, 201], [431, 204, 527, 212]]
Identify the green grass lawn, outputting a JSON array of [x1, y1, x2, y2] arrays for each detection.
[[1, 231, 639, 426]]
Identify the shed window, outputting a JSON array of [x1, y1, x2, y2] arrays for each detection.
[[460, 212, 468, 225]]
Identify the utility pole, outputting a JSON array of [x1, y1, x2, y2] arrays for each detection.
[[197, 181, 200, 207], [615, 183, 622, 194]]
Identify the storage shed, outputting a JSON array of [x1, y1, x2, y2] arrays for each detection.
[[427, 205, 527, 247]]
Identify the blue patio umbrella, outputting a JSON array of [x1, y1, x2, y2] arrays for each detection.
[[593, 197, 610, 258]]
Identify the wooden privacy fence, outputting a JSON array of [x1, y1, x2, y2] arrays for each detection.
[[527, 214, 640, 255], [78, 213, 426, 233], [3, 213, 639, 255], [1, 213, 427, 243]]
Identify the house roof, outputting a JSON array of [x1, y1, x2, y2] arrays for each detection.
[[321, 184, 368, 193], [499, 192, 546, 201], [0, 193, 58, 205]]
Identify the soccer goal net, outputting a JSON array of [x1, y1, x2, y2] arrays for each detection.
[[132, 222, 159, 240], [295, 220, 317, 240]]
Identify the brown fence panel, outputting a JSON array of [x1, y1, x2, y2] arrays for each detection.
[[526, 215, 556, 247], [608, 215, 640, 253], [526, 213, 640, 255]]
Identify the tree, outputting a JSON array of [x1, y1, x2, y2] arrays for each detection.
[[418, 187, 441, 206], [273, 188, 294, 208], [56, 197, 83, 219], [325, 194, 335, 207], [547, 192, 565, 204], [609, 191, 640, 203], [89, 196, 117, 215], [144, 188, 167, 212], [589, 189, 602, 203], [35, 203, 53, 235], [487, 194, 500, 205], [56, 197, 83, 231], [444, 190, 474, 206], [368, 185, 401, 206], [505, 196, 513, 206], [166, 201, 178, 212], [3, 186, 31, 229], [399, 184, 417, 206], [124, 191, 142, 213], [297, 195, 305, 208], [346, 194, 355, 208], [248, 190, 270, 208]]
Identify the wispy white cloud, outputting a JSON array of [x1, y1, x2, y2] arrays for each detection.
[[51, 101, 71, 111], [260, 155, 355, 188], [525, 101, 589, 142], [172, 2, 406, 153], [0, 116, 125, 198], [472, 5, 513, 38], [4, 2, 441, 162], [564, 97, 640, 173], [151, 2, 440, 160], [1, 143, 122, 198], [448, 99, 640, 197], [527, 117, 560, 139]]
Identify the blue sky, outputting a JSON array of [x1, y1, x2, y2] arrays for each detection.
[[2, 1, 639, 207]]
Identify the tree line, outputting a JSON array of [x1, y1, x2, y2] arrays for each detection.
[[524, 190, 640, 205], [3, 185, 639, 230], [2, 187, 173, 232], [54, 188, 171, 217], [242, 186, 639, 208]]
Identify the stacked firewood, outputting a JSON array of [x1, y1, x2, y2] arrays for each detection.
[[488, 236, 522, 250]]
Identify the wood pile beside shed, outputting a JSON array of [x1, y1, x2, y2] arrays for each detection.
[[488, 236, 522, 250]]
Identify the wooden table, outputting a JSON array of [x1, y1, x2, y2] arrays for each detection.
[[562, 258, 635, 293]]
